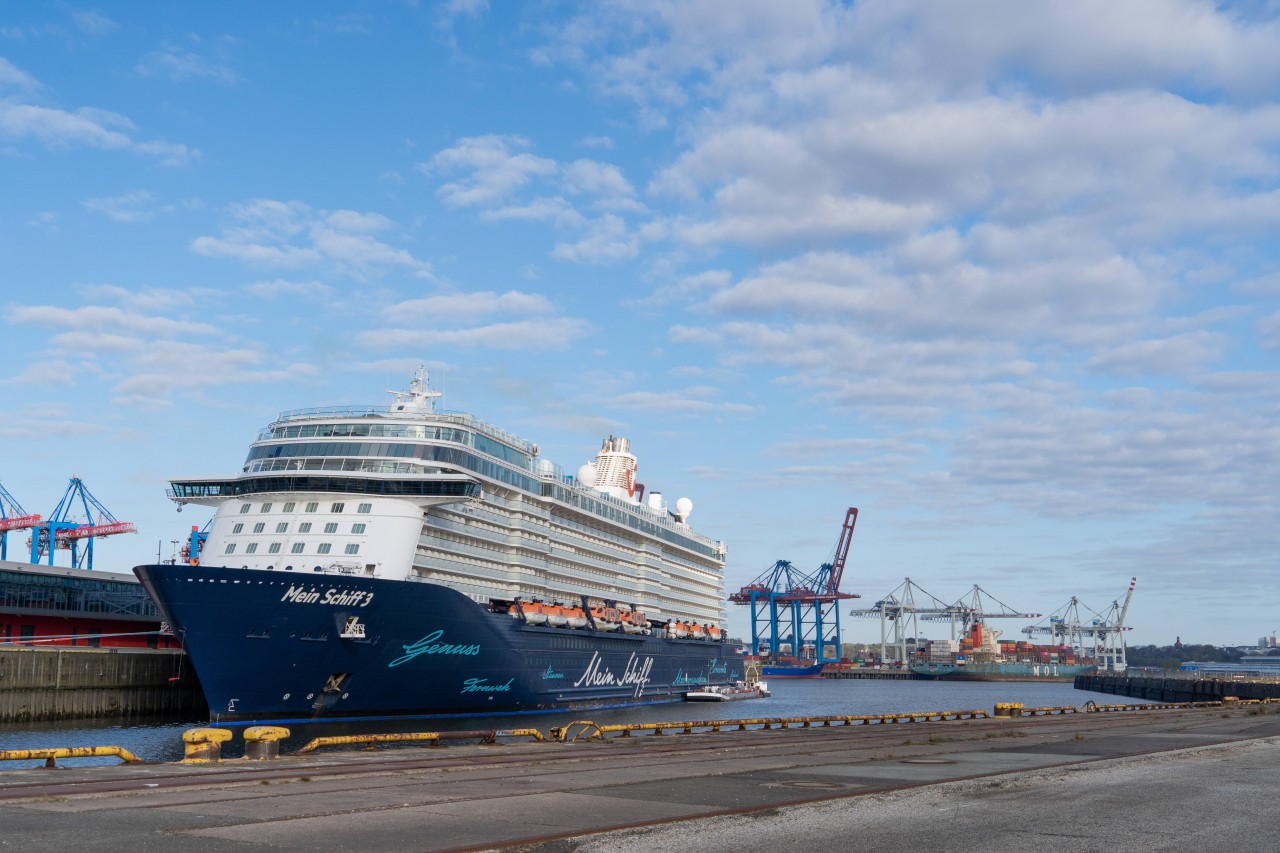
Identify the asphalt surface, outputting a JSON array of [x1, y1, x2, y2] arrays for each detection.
[[1, 704, 1278, 852]]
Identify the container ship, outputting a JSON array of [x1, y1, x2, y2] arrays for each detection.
[[135, 367, 739, 723], [909, 621, 1097, 681]]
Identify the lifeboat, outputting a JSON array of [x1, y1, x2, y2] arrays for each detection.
[[590, 604, 622, 631], [544, 602, 568, 628], [563, 604, 588, 629], [707, 624, 722, 641], [523, 600, 548, 626], [621, 608, 648, 635], [688, 623, 707, 640], [668, 620, 689, 639]]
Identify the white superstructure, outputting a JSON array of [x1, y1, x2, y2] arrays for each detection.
[[169, 368, 728, 628]]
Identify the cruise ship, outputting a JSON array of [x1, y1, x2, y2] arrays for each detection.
[[135, 368, 738, 723]]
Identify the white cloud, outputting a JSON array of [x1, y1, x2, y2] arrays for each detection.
[[191, 199, 434, 280], [135, 46, 239, 84], [82, 189, 164, 223], [426, 135, 557, 207], [386, 290, 554, 321], [357, 316, 592, 350]]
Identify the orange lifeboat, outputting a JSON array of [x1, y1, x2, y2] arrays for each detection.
[[544, 602, 567, 628], [622, 608, 648, 635], [688, 623, 707, 640], [707, 624, 722, 641], [590, 604, 622, 631], [523, 600, 548, 626], [563, 604, 588, 629], [668, 620, 689, 639]]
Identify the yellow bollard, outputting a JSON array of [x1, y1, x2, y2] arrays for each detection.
[[182, 727, 233, 763], [994, 702, 1024, 718], [243, 726, 291, 760]]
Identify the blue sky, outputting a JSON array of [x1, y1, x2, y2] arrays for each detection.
[[2, 1, 1279, 647]]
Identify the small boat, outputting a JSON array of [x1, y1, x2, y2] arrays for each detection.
[[686, 663, 769, 702]]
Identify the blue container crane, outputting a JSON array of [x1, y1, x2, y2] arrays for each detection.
[[730, 507, 860, 666], [29, 477, 137, 571]]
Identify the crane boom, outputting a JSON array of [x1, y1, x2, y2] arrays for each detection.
[[824, 507, 858, 595], [1117, 577, 1137, 628]]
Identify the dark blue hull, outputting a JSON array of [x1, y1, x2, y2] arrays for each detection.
[[761, 663, 825, 678], [134, 564, 741, 723]]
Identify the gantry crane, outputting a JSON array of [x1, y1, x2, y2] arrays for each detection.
[[28, 477, 137, 571], [1022, 578, 1136, 672], [0, 481, 43, 562], [730, 507, 861, 665], [850, 577, 957, 665]]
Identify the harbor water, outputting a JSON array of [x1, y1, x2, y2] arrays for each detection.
[[0, 677, 1141, 768]]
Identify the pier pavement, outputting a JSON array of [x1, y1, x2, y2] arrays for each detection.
[[1, 704, 1278, 852]]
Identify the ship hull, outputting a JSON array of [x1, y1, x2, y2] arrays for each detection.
[[910, 661, 1097, 682], [134, 564, 741, 723], [761, 663, 825, 679]]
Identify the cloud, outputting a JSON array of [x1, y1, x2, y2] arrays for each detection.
[[82, 189, 165, 223], [426, 135, 557, 207], [609, 386, 757, 416], [551, 213, 638, 262], [0, 71, 196, 166], [356, 316, 592, 350], [135, 46, 239, 84], [385, 290, 554, 321], [11, 305, 218, 338], [191, 199, 434, 280]]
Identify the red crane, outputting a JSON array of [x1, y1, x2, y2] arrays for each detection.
[[0, 481, 43, 561]]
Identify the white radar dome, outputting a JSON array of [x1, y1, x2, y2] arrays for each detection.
[[536, 459, 555, 476], [575, 461, 598, 487], [674, 497, 693, 521]]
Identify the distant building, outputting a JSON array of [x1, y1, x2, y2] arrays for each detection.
[[1180, 657, 1280, 676], [1259, 635, 1279, 649]]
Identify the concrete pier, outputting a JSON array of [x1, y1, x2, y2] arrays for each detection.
[[1, 703, 1279, 851]]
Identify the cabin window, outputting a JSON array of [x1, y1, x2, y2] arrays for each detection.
[[245, 543, 259, 554], [224, 544, 236, 554], [253, 523, 265, 534], [298, 522, 312, 533], [357, 503, 372, 514], [351, 523, 366, 534], [232, 523, 243, 534], [239, 503, 251, 514], [345, 544, 360, 555], [260, 502, 272, 513], [317, 543, 332, 555], [305, 502, 319, 513], [283, 502, 296, 513], [268, 543, 282, 554], [291, 543, 305, 554], [276, 522, 288, 533], [330, 502, 345, 513], [324, 523, 338, 534]]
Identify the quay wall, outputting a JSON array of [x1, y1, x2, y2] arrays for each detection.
[[0, 647, 206, 722], [1077, 673, 1280, 703]]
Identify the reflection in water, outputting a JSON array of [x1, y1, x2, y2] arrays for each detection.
[[0, 679, 1135, 767]]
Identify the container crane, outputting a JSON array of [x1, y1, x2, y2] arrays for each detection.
[[1021, 578, 1136, 672], [0, 481, 42, 562], [730, 507, 861, 666], [29, 477, 137, 571], [850, 577, 956, 665]]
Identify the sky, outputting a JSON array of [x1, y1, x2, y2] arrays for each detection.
[[2, 1, 1278, 648]]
